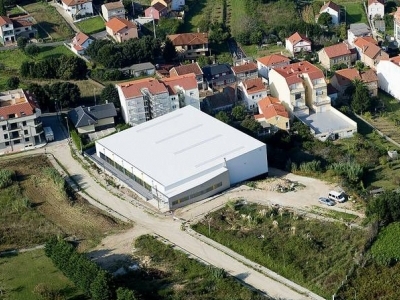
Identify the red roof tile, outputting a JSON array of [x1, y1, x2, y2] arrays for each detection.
[[0, 16, 12, 26], [231, 62, 257, 74], [62, 0, 91, 6], [389, 56, 400, 65], [273, 61, 324, 85], [334, 68, 378, 84], [321, 43, 352, 58], [162, 73, 198, 94], [106, 17, 136, 33], [287, 32, 311, 45], [320, 1, 340, 13], [117, 78, 167, 98], [73, 32, 90, 46], [257, 54, 291, 67], [0, 90, 37, 120], [167, 33, 208, 46], [257, 96, 289, 120], [368, 0, 384, 6], [152, 2, 167, 11], [243, 78, 267, 94], [169, 63, 203, 76], [103, 1, 124, 10]]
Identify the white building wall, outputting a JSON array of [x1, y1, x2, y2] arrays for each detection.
[[321, 7, 339, 25], [377, 60, 400, 100], [226, 145, 268, 184], [368, 3, 384, 19], [184, 87, 200, 109], [63, 1, 93, 18], [269, 70, 292, 110]]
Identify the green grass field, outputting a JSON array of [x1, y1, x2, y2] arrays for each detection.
[[241, 44, 290, 59], [0, 250, 83, 300], [342, 2, 368, 24], [227, 0, 247, 36], [23, 2, 74, 41], [76, 16, 106, 35]]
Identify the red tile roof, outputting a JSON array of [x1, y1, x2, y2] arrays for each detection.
[[152, 2, 167, 11], [117, 78, 167, 98], [368, 0, 384, 6], [273, 61, 324, 85], [354, 37, 377, 48], [169, 63, 203, 76], [103, 1, 124, 10], [257, 96, 289, 120], [334, 68, 378, 85], [287, 32, 311, 45], [106, 17, 136, 33], [354, 37, 387, 59], [167, 33, 208, 46], [231, 62, 257, 75], [243, 78, 267, 94], [257, 54, 291, 67], [62, 0, 91, 6], [320, 1, 340, 13], [395, 7, 400, 21], [0, 90, 37, 120], [11, 17, 33, 28], [321, 43, 352, 58], [162, 73, 198, 94], [73, 32, 90, 46], [388, 56, 400, 66], [0, 16, 12, 26]]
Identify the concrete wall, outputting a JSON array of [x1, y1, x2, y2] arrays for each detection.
[[377, 61, 400, 100], [226, 145, 268, 184]]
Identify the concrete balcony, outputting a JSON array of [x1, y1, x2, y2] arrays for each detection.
[[314, 97, 331, 106]]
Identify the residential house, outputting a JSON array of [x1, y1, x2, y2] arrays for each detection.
[[318, 42, 357, 70], [116, 73, 199, 125], [327, 83, 338, 104], [238, 78, 268, 110], [119, 62, 156, 77], [318, 1, 341, 25], [151, 0, 184, 11], [231, 62, 258, 81], [101, 1, 126, 21], [70, 32, 93, 55], [202, 86, 235, 114], [285, 32, 312, 55], [144, 3, 168, 20], [353, 37, 389, 69], [0, 89, 44, 154], [269, 61, 357, 140], [394, 7, 400, 46], [169, 62, 204, 89], [67, 103, 117, 134], [0, 16, 14, 44], [167, 32, 208, 58], [256, 54, 291, 80], [0, 15, 36, 45], [202, 64, 235, 89], [254, 96, 290, 131], [347, 23, 371, 46], [61, 0, 93, 20], [368, 0, 384, 20], [377, 56, 400, 100], [330, 68, 378, 98], [106, 17, 138, 43]]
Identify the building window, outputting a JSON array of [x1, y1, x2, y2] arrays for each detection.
[[295, 93, 301, 100], [14, 140, 20, 144], [24, 129, 29, 135], [2, 125, 6, 130], [5, 141, 9, 146], [4, 134, 8, 139], [22, 121, 26, 126], [25, 137, 30, 142]]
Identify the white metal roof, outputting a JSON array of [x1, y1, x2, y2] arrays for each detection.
[[97, 106, 265, 188]]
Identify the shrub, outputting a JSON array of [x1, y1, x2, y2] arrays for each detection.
[[0, 169, 15, 188]]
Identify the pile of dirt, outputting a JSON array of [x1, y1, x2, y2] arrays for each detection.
[[257, 177, 305, 193]]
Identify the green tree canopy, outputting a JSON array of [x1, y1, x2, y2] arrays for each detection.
[[232, 105, 246, 121], [17, 36, 28, 51], [215, 111, 230, 123], [348, 79, 372, 114], [366, 191, 400, 225], [100, 84, 120, 108], [6, 76, 19, 89], [318, 12, 332, 26], [163, 38, 177, 62]]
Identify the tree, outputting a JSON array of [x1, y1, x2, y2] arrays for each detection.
[[116, 288, 137, 300], [90, 270, 113, 300], [366, 191, 400, 225], [197, 55, 211, 68], [20, 61, 34, 77], [48, 82, 81, 108], [17, 37, 28, 51], [100, 84, 120, 108], [0, 0, 5, 16], [57, 55, 88, 80], [215, 111, 230, 123], [24, 44, 40, 56], [318, 12, 332, 26], [6, 76, 19, 89], [302, 5, 315, 24], [163, 38, 177, 62], [209, 22, 230, 44], [240, 116, 262, 134], [348, 79, 372, 114], [27, 83, 51, 110], [232, 105, 246, 121]]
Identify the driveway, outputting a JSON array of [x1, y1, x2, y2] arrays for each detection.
[[91, 30, 108, 40]]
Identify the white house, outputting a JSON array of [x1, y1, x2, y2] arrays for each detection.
[[377, 56, 400, 100], [101, 1, 126, 21], [285, 32, 312, 55], [61, 0, 94, 20], [70, 32, 93, 55], [151, 0, 184, 11], [368, 0, 384, 20], [238, 78, 268, 110], [319, 1, 341, 25], [116, 73, 199, 126], [256, 54, 291, 80]]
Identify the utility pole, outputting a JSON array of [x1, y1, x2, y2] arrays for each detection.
[[94, 88, 96, 106], [150, 8, 156, 39]]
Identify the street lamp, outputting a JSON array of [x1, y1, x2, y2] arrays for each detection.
[[65, 116, 70, 143]]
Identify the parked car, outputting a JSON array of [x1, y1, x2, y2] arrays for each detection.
[[319, 197, 335, 206], [328, 191, 346, 203]]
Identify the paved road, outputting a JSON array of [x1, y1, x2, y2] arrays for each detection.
[[227, 38, 246, 59]]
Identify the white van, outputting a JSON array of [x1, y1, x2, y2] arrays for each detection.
[[328, 191, 346, 203]]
